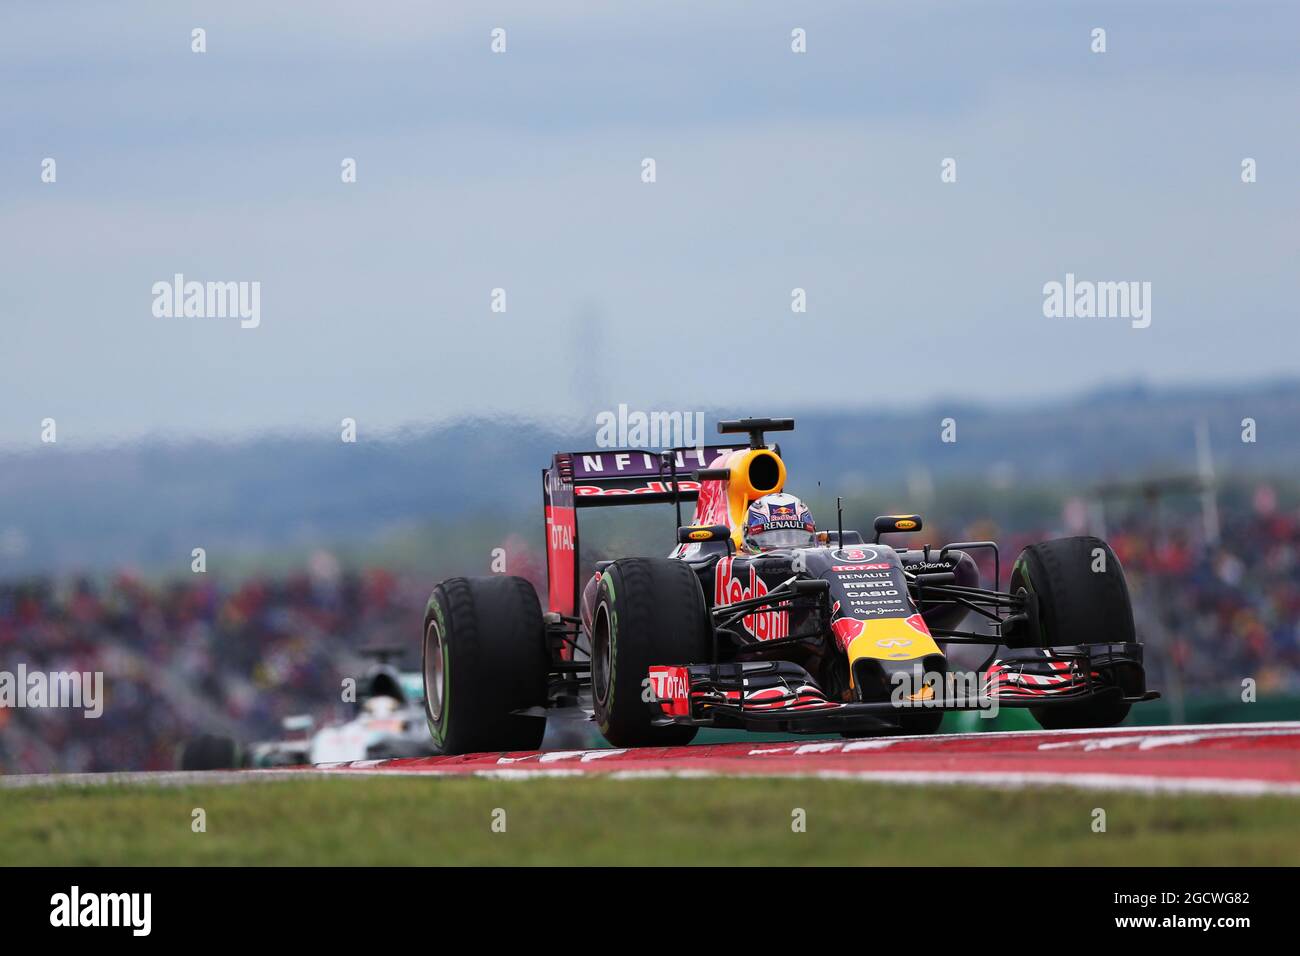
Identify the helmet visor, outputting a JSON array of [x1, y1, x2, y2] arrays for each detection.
[[749, 527, 817, 550]]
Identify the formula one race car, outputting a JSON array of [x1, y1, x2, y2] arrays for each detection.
[[421, 417, 1157, 754], [178, 648, 438, 769]]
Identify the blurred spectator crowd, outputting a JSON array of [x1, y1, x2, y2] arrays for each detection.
[[2, 509, 1298, 773], [1107, 511, 1300, 698], [0, 560, 427, 773]]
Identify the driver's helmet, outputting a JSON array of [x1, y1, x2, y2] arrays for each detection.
[[362, 695, 400, 717], [743, 493, 817, 552]]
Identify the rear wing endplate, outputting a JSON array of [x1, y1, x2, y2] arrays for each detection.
[[541, 444, 742, 614]]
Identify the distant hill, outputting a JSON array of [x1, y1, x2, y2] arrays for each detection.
[[2, 379, 1298, 574]]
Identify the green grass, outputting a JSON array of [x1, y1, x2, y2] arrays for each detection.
[[1, 776, 1297, 866]]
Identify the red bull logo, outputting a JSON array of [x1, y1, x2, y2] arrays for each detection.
[[714, 557, 789, 641], [693, 469, 732, 526], [832, 612, 932, 652], [832, 617, 865, 652]]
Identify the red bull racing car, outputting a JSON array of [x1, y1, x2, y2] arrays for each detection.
[[421, 417, 1157, 753]]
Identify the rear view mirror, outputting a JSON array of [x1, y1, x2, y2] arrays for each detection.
[[677, 524, 731, 544], [873, 514, 923, 542]]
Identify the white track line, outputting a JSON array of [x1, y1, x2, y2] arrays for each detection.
[[833, 720, 1300, 743], [0, 769, 305, 789], [286, 765, 1300, 797], [4, 765, 1297, 797]]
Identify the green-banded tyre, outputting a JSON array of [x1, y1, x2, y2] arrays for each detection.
[[1009, 535, 1135, 730], [590, 558, 712, 748], [422, 575, 548, 755]]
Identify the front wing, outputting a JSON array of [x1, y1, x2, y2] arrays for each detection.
[[647, 643, 1155, 734]]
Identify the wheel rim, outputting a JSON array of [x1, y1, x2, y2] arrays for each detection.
[[424, 618, 445, 723], [592, 602, 612, 706]]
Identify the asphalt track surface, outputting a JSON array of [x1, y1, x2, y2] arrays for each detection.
[[8, 722, 1295, 796]]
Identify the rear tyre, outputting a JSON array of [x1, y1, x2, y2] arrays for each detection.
[[422, 575, 549, 755], [1009, 536, 1134, 730], [178, 733, 241, 771], [591, 558, 712, 748]]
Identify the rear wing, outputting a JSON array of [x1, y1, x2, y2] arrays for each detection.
[[542, 444, 742, 615], [563, 445, 744, 506]]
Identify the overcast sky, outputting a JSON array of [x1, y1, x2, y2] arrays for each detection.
[[2, 1, 1297, 448]]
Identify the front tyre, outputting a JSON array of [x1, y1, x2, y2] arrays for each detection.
[[1009, 535, 1134, 730], [591, 558, 712, 748], [422, 575, 548, 755]]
